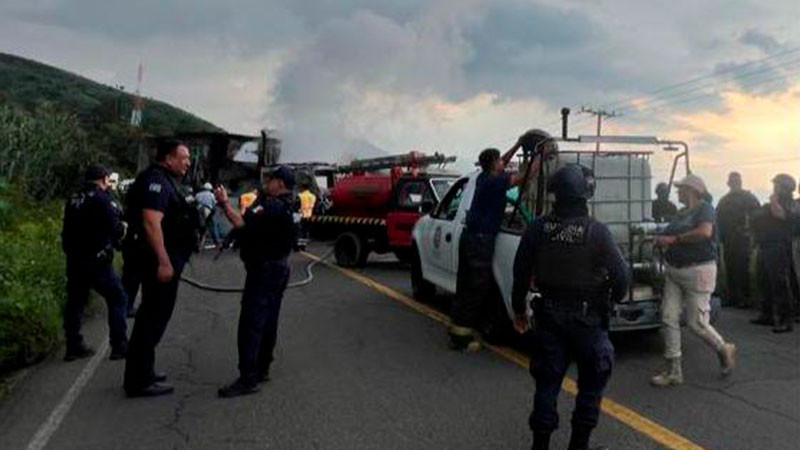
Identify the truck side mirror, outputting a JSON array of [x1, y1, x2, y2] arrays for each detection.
[[420, 200, 435, 214]]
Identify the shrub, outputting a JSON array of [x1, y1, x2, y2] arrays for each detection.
[[0, 185, 65, 372]]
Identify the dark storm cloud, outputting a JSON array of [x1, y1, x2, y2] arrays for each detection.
[[739, 29, 782, 54]]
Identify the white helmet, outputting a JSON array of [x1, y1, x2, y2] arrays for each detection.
[[108, 172, 120, 190], [202, 182, 213, 191]]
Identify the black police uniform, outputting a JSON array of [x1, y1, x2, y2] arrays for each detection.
[[123, 164, 197, 394], [61, 182, 128, 358], [450, 171, 510, 347], [121, 187, 144, 316], [751, 199, 796, 330], [512, 168, 629, 450], [219, 191, 296, 397], [652, 197, 678, 223], [716, 189, 760, 307]]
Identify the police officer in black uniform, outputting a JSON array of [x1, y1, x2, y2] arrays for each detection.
[[61, 166, 129, 361], [121, 197, 143, 318], [124, 140, 197, 397], [450, 130, 556, 350], [213, 166, 297, 398], [652, 182, 677, 223], [512, 164, 630, 450], [751, 174, 797, 333]]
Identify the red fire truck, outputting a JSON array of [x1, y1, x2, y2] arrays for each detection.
[[307, 152, 457, 267]]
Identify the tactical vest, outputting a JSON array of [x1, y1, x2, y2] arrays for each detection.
[[534, 214, 608, 299], [239, 194, 297, 265], [62, 186, 111, 261]]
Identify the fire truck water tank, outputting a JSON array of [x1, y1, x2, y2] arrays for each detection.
[[329, 175, 394, 217]]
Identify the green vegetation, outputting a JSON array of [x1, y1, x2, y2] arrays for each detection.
[[0, 52, 220, 136], [0, 52, 222, 375], [0, 52, 222, 182], [0, 180, 66, 372]]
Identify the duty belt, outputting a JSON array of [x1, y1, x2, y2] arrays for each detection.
[[535, 296, 606, 316]]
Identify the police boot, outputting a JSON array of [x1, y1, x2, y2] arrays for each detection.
[[650, 357, 683, 387], [717, 343, 737, 376], [448, 326, 481, 352], [568, 426, 607, 450], [532, 432, 551, 450], [64, 342, 95, 362], [218, 378, 261, 398]]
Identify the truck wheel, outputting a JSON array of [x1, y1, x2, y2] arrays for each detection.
[[335, 232, 367, 268], [411, 246, 436, 302]]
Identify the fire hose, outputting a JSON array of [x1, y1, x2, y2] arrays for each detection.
[[180, 246, 335, 293]]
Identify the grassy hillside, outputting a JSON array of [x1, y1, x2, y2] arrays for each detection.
[[0, 52, 221, 135]]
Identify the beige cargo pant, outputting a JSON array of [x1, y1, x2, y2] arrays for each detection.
[[661, 262, 727, 359]]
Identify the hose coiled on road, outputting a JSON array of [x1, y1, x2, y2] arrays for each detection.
[[180, 247, 335, 293]]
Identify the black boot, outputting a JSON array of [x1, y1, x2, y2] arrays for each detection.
[[64, 342, 95, 362], [750, 316, 774, 326], [109, 341, 128, 360], [532, 432, 551, 450], [568, 427, 608, 450], [218, 378, 260, 398]]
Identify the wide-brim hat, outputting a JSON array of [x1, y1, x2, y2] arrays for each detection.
[[674, 173, 707, 195]]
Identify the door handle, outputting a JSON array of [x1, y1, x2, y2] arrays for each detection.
[[445, 233, 452, 242]]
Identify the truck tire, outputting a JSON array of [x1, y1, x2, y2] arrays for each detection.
[[335, 232, 368, 268], [411, 246, 436, 302]]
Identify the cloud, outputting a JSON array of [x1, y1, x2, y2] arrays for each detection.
[[1, 0, 799, 171], [740, 29, 782, 54], [667, 83, 800, 200]]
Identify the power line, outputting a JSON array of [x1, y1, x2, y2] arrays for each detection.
[[598, 46, 800, 112], [620, 68, 799, 119], [613, 58, 800, 116]]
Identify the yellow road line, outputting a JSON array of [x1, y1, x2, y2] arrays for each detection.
[[302, 251, 705, 450]]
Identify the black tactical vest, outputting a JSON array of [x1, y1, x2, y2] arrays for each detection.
[[62, 186, 111, 261], [534, 214, 608, 299]]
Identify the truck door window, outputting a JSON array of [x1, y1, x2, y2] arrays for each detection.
[[431, 178, 455, 201], [432, 178, 467, 221], [396, 180, 431, 210]]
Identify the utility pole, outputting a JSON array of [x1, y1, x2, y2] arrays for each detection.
[[130, 62, 144, 127], [581, 107, 619, 152]]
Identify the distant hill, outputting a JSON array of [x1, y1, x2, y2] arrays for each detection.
[[0, 52, 222, 134]]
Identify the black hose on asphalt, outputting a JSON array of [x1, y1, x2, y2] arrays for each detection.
[[180, 247, 335, 293]]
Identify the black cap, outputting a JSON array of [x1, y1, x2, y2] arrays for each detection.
[[84, 165, 110, 181], [268, 166, 296, 189], [547, 164, 595, 200]]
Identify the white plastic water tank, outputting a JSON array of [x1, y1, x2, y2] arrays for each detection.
[[549, 152, 653, 253]]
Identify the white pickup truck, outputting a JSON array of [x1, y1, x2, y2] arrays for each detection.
[[410, 139, 690, 340]]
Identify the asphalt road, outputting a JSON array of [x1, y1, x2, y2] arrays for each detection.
[[1, 243, 798, 450]]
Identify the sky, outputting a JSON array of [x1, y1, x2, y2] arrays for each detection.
[[0, 0, 798, 201]]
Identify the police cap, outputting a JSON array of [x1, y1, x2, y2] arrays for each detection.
[[547, 164, 595, 200], [268, 166, 296, 189], [84, 165, 110, 181]]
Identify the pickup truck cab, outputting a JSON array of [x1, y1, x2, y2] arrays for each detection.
[[411, 140, 686, 338]]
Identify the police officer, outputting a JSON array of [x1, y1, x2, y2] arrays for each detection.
[[716, 172, 760, 307], [512, 164, 629, 450], [449, 129, 556, 351], [751, 174, 797, 333], [61, 166, 129, 361], [124, 140, 196, 397], [213, 166, 297, 398], [652, 182, 677, 223]]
